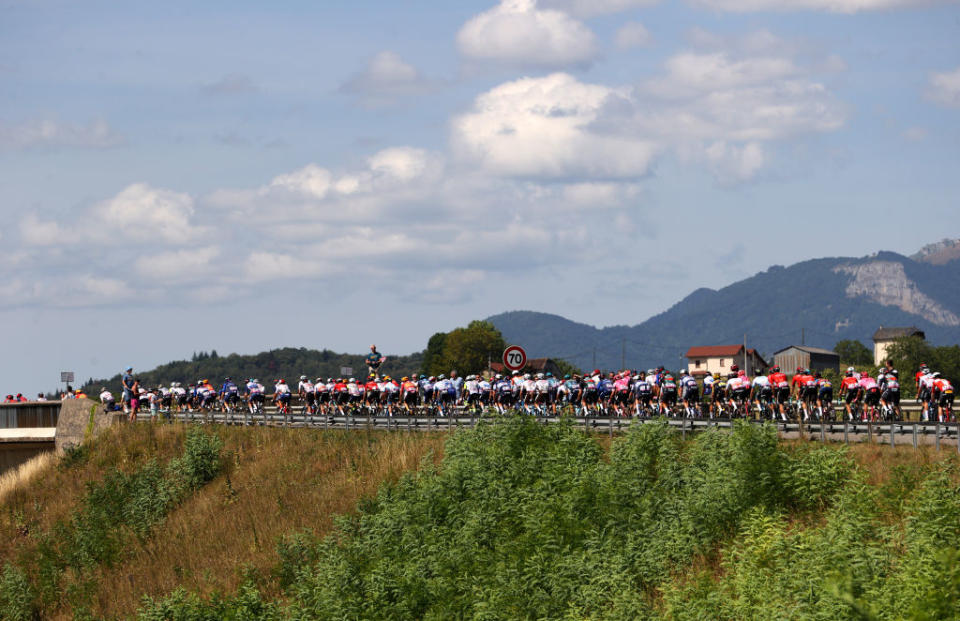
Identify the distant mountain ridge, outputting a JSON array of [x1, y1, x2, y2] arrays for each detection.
[[488, 241, 960, 372]]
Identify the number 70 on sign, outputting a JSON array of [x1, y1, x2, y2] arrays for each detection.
[[502, 346, 527, 372]]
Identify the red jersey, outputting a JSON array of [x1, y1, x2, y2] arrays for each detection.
[[769, 372, 788, 388], [840, 376, 859, 392], [334, 382, 348, 393], [795, 374, 815, 390], [364, 381, 379, 392]]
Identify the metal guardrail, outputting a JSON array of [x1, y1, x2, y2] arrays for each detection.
[[133, 406, 960, 450], [0, 401, 61, 429]]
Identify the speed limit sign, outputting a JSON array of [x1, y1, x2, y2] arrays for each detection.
[[502, 345, 527, 371]]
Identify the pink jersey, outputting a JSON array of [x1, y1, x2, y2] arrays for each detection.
[[858, 376, 878, 390], [614, 377, 631, 392]]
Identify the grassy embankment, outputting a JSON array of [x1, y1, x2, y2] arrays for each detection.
[[1, 420, 958, 620], [0, 424, 445, 620]]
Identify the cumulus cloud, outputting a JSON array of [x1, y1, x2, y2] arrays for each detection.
[[451, 73, 658, 179], [541, 0, 660, 16], [20, 183, 206, 249], [457, 0, 598, 69], [615, 21, 653, 49], [340, 51, 434, 105], [690, 0, 952, 12], [928, 66, 960, 108], [0, 118, 124, 150]]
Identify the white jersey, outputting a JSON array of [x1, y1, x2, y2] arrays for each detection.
[[246, 382, 263, 395], [100, 390, 114, 403], [535, 379, 550, 393], [172, 386, 187, 397], [522, 379, 536, 393], [752, 375, 771, 388], [275, 383, 291, 395], [347, 382, 360, 397], [465, 379, 479, 394], [478, 380, 491, 392], [298, 381, 312, 393], [382, 381, 399, 393], [920, 373, 935, 390]]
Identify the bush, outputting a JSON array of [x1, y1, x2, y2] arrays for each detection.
[[0, 564, 33, 621]]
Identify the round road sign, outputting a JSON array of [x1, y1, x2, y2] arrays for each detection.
[[502, 345, 527, 371]]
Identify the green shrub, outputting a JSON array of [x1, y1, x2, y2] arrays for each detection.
[[0, 563, 33, 621]]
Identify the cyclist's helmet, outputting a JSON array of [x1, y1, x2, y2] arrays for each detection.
[[771, 365, 780, 372], [738, 370, 746, 377], [891, 370, 899, 377], [932, 371, 941, 378], [730, 364, 739, 372], [300, 375, 307, 380], [564, 374, 571, 379]]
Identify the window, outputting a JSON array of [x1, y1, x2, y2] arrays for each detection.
[[719, 359, 725, 367], [695, 360, 701, 368]]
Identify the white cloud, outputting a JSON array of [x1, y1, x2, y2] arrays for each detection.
[[451, 73, 658, 179], [91, 184, 199, 244], [134, 247, 221, 280], [704, 141, 766, 182], [20, 213, 65, 246], [19, 183, 206, 251], [928, 66, 960, 108], [457, 0, 598, 69], [615, 21, 653, 49], [691, 0, 952, 12], [541, 0, 659, 17], [0, 118, 124, 150], [340, 51, 433, 105]]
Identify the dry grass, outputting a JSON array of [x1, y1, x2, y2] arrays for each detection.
[[84, 426, 445, 619], [0, 451, 57, 504], [3, 423, 959, 619], [0, 423, 446, 620]]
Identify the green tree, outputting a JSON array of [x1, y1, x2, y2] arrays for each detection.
[[834, 340, 872, 366], [551, 358, 582, 377], [438, 320, 506, 376], [422, 332, 448, 376]]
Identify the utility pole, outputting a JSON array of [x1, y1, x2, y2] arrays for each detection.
[[743, 333, 748, 373]]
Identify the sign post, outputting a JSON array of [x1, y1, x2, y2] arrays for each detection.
[[502, 346, 527, 372]]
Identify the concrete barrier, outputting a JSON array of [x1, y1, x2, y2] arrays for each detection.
[[54, 398, 123, 454]]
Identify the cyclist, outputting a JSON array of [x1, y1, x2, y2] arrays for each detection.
[[381, 376, 399, 415], [401, 376, 419, 410], [727, 370, 751, 417], [219, 377, 239, 413], [858, 372, 881, 421], [932, 372, 954, 422], [879, 368, 901, 420], [839, 368, 861, 421], [659, 374, 678, 415], [296, 375, 315, 415], [918, 366, 935, 421], [274, 379, 292, 414], [750, 369, 773, 420], [633, 374, 654, 416], [766, 366, 788, 420], [679, 371, 699, 418], [814, 372, 833, 420], [246, 378, 265, 415]]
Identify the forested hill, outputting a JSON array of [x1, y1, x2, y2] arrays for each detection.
[[489, 242, 960, 372], [79, 347, 425, 393]]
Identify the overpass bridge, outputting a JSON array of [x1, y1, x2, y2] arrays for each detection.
[[1, 400, 958, 474]]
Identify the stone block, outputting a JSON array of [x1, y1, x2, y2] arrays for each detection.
[[55, 398, 123, 454]]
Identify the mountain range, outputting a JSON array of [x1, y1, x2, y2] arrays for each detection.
[[487, 239, 960, 372]]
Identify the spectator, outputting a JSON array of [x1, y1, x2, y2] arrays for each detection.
[[100, 387, 117, 411], [366, 345, 385, 376], [15, 393, 27, 402], [121, 366, 135, 413], [3, 395, 14, 403], [36, 393, 47, 402]]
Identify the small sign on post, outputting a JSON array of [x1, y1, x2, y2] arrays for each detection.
[[61, 371, 74, 384], [340, 367, 353, 377], [502, 346, 527, 372]]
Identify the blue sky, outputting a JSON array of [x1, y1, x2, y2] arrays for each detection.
[[1, 0, 959, 395]]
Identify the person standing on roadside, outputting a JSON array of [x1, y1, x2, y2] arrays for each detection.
[[366, 344, 385, 376], [121, 366, 135, 414]]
